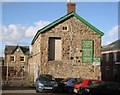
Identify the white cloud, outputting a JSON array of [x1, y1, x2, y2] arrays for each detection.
[[108, 25, 120, 38], [1, 20, 50, 45], [25, 21, 50, 38], [34, 21, 50, 28], [2, 24, 25, 44], [25, 26, 38, 38], [102, 25, 120, 45]]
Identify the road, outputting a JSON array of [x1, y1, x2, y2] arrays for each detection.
[[2, 87, 75, 95]]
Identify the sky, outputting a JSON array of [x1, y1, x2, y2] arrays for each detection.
[[0, 0, 120, 57]]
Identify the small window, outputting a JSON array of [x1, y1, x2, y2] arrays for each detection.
[[62, 26, 68, 31], [114, 52, 117, 61], [106, 54, 109, 62], [10, 56, 15, 62], [20, 56, 25, 62], [106, 67, 110, 76]]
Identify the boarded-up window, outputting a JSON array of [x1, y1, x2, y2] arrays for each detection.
[[82, 40, 93, 63], [48, 37, 62, 60]]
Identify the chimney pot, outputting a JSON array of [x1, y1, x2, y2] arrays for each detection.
[[67, 2, 76, 14]]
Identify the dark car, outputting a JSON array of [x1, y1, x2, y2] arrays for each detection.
[[35, 74, 58, 93], [78, 81, 120, 95], [62, 78, 83, 93]]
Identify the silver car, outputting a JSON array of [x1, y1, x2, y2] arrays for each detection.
[[35, 74, 58, 93]]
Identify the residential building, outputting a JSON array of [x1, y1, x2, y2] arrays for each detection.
[[101, 39, 120, 82], [4, 45, 30, 78], [0, 57, 4, 66], [0, 57, 4, 79], [30, 2, 104, 81]]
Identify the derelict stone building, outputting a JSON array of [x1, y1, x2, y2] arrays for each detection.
[[30, 2, 104, 80]]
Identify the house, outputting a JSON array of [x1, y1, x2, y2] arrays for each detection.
[[0, 57, 4, 66], [0, 57, 4, 79], [4, 45, 30, 78], [101, 39, 120, 82], [30, 2, 104, 81]]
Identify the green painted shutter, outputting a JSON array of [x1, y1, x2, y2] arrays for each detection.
[[82, 40, 93, 63]]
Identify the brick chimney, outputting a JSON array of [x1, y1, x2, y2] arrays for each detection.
[[67, 2, 76, 14]]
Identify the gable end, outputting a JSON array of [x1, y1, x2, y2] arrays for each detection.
[[31, 12, 104, 45]]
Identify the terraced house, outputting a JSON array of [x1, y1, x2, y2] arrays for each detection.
[[30, 2, 104, 81], [101, 39, 120, 82]]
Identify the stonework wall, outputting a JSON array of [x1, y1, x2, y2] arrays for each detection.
[[5, 49, 29, 74], [5, 50, 29, 67], [32, 16, 102, 79]]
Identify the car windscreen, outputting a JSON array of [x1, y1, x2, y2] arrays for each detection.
[[62, 78, 71, 82], [75, 78, 83, 84], [90, 82, 104, 87], [38, 75, 55, 81]]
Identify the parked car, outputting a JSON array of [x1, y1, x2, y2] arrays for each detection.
[[62, 78, 83, 93], [73, 79, 101, 94], [35, 74, 58, 93], [78, 81, 120, 95]]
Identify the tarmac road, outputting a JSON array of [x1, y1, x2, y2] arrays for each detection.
[[2, 90, 75, 95], [2, 86, 75, 95]]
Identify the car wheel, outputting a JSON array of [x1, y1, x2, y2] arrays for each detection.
[[36, 87, 43, 93], [36, 90, 39, 93]]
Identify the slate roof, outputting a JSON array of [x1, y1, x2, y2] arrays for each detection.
[[31, 12, 104, 45], [4, 45, 30, 55], [102, 39, 120, 52]]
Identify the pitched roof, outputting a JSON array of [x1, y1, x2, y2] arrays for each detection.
[[31, 12, 104, 45], [102, 39, 120, 52], [4, 45, 30, 55]]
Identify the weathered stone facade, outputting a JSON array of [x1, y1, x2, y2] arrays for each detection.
[[4, 45, 30, 77], [5, 47, 29, 67], [31, 16, 102, 80]]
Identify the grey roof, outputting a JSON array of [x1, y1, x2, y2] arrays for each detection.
[[4, 45, 30, 55], [102, 39, 120, 52]]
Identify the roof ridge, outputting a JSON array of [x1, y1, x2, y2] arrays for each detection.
[[31, 12, 104, 45]]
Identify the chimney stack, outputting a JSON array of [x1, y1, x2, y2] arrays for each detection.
[[67, 1, 76, 14]]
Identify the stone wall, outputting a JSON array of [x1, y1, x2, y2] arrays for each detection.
[[5, 50, 29, 66], [32, 16, 102, 79]]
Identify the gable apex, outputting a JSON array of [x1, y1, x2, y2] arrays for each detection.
[[4, 45, 30, 55], [31, 12, 104, 45]]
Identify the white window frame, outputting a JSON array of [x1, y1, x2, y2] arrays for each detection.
[[20, 56, 25, 62], [10, 56, 15, 62], [62, 26, 68, 31]]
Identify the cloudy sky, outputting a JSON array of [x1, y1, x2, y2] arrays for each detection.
[[1, 0, 120, 57]]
